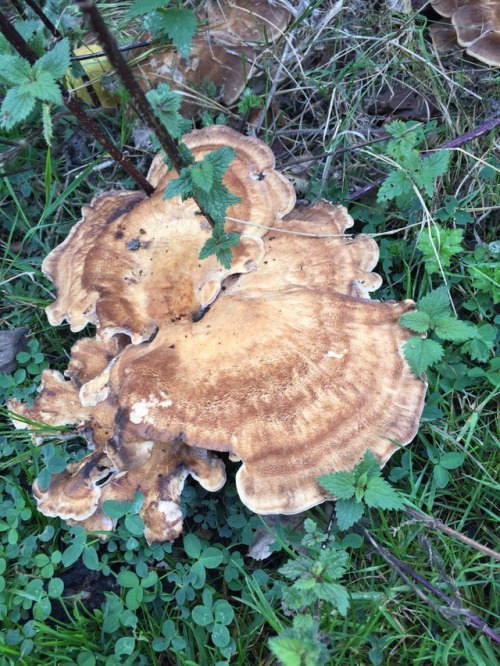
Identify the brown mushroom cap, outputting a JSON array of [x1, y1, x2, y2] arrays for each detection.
[[34, 439, 225, 543], [430, 0, 500, 65], [138, 0, 290, 106], [81, 200, 426, 515], [11, 129, 426, 540], [43, 127, 295, 343]]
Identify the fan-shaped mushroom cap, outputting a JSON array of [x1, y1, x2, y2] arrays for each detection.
[[9, 369, 90, 434], [430, 0, 500, 65], [138, 0, 290, 106], [80, 200, 426, 515], [43, 127, 295, 343], [34, 439, 226, 543], [11, 129, 426, 540]]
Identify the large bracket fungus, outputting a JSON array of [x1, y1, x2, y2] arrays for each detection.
[[9, 126, 426, 543]]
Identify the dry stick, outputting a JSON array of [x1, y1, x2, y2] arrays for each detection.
[[358, 526, 500, 644], [406, 507, 500, 561], [0, 10, 154, 195], [71, 39, 153, 62], [20, 0, 101, 109], [74, 0, 219, 229], [348, 115, 500, 201]]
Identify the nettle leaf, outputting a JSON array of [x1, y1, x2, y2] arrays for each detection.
[[190, 159, 214, 192], [418, 226, 464, 274], [164, 171, 192, 200], [199, 232, 240, 268], [146, 83, 191, 139], [316, 582, 350, 615], [335, 498, 365, 531], [36, 38, 70, 79], [19, 70, 62, 104], [364, 477, 405, 510], [152, 7, 197, 58], [400, 310, 431, 333], [125, 0, 170, 19], [377, 170, 412, 203], [0, 54, 31, 85], [416, 286, 451, 320], [424, 150, 450, 179], [318, 471, 355, 499], [403, 336, 444, 376], [462, 323, 496, 362], [1, 87, 36, 129], [433, 317, 477, 342]]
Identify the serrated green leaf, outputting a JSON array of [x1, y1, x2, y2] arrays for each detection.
[[36, 38, 70, 79], [418, 226, 464, 274], [318, 471, 355, 499], [164, 171, 192, 200], [316, 582, 350, 615], [335, 499, 365, 531], [146, 83, 190, 139], [215, 247, 233, 269], [377, 169, 412, 204], [190, 160, 214, 192], [125, 0, 170, 19], [433, 317, 477, 342], [0, 87, 36, 130], [268, 637, 308, 666], [364, 477, 405, 510], [403, 336, 444, 376], [400, 310, 431, 333], [0, 54, 31, 85], [423, 150, 450, 179], [20, 70, 62, 104], [150, 7, 197, 58], [417, 286, 450, 320]]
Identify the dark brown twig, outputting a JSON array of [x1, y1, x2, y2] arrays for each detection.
[[23, 0, 62, 38], [70, 39, 153, 61], [74, 0, 219, 228], [74, 0, 183, 170], [406, 507, 500, 561], [358, 526, 500, 644], [0, 10, 154, 195]]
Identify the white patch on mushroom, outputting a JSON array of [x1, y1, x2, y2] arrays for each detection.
[[326, 349, 347, 359], [157, 500, 183, 522], [130, 392, 173, 425]]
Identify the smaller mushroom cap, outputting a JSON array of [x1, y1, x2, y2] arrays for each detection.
[[430, 0, 500, 65], [34, 439, 226, 544]]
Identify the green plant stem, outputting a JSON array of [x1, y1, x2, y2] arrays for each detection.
[[74, 0, 219, 229], [358, 526, 500, 644], [0, 10, 154, 195]]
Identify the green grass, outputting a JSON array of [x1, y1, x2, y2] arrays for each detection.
[[1, 0, 499, 664]]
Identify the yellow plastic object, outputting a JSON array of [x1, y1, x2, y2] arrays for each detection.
[[66, 45, 118, 108]]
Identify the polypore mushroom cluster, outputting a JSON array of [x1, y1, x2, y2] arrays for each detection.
[[429, 0, 500, 66], [9, 126, 426, 543]]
